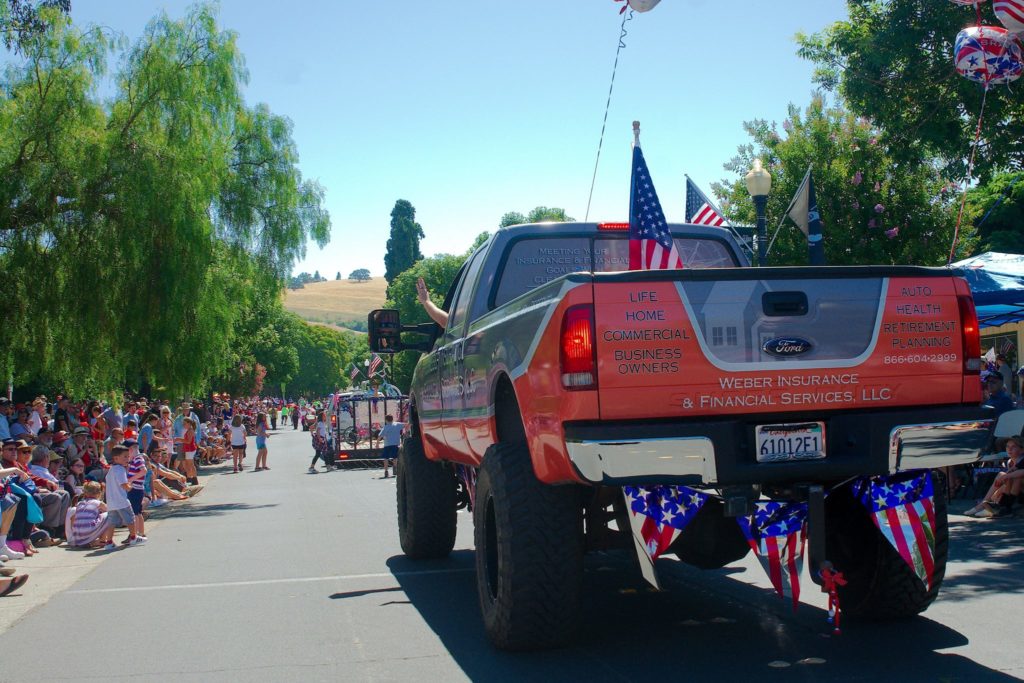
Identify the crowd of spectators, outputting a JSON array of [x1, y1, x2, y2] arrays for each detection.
[[0, 392, 290, 597]]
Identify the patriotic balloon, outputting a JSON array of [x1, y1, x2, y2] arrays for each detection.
[[954, 25, 1024, 85], [995, 0, 1024, 33], [614, 0, 661, 13]]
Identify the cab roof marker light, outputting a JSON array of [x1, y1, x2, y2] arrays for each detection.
[[598, 222, 630, 231]]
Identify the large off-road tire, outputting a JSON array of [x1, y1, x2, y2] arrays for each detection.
[[474, 442, 583, 650], [824, 470, 948, 619], [396, 431, 457, 559]]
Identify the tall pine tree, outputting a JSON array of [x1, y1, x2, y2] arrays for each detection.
[[384, 199, 424, 285]]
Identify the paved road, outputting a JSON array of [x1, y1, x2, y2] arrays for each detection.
[[2, 428, 1022, 682]]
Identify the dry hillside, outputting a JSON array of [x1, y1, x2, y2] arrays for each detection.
[[284, 278, 387, 330]]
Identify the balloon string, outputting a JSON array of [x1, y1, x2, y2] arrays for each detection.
[[948, 86, 989, 265], [585, 9, 634, 222]]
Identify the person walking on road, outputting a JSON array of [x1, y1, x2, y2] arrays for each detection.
[[254, 413, 270, 472], [379, 414, 404, 479], [229, 415, 247, 474], [308, 411, 331, 473]]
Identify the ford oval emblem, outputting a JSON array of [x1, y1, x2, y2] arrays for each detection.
[[763, 337, 813, 357]]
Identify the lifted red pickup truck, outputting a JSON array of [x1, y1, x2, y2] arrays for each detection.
[[369, 222, 992, 650]]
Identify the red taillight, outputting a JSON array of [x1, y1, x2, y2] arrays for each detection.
[[597, 222, 630, 231], [957, 292, 981, 376], [560, 304, 596, 390]]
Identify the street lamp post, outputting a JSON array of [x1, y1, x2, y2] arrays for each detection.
[[745, 159, 772, 267]]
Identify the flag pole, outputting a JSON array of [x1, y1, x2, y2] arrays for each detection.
[[766, 165, 811, 258], [684, 173, 752, 259], [632, 120, 641, 148]]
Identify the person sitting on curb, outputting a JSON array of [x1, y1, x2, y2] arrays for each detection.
[[966, 435, 1024, 518], [0, 573, 29, 597], [984, 374, 1015, 417], [67, 481, 113, 549]]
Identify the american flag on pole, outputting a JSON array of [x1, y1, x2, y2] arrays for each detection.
[[368, 353, 383, 376], [685, 177, 729, 227], [736, 501, 808, 609], [855, 472, 937, 590], [629, 144, 683, 270], [349, 364, 360, 381], [623, 485, 709, 560]]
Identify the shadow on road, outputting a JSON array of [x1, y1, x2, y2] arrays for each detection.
[[385, 549, 1016, 682], [146, 502, 278, 520], [330, 586, 404, 600], [941, 517, 1024, 601]]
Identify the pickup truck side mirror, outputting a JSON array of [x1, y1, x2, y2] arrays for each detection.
[[367, 309, 437, 353]]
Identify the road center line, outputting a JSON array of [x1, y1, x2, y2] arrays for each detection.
[[66, 567, 474, 595]]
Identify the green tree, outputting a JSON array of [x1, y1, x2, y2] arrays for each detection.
[[796, 1, 1024, 183], [964, 171, 1024, 254], [0, 0, 70, 53], [0, 4, 330, 395], [384, 253, 465, 391], [500, 207, 574, 228], [290, 323, 354, 396], [715, 96, 964, 266], [499, 211, 526, 228], [335, 271, 341, 280], [527, 206, 574, 223], [349, 268, 371, 281], [384, 199, 424, 285]]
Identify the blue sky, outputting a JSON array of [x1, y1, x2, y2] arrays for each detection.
[[69, 1, 849, 278]]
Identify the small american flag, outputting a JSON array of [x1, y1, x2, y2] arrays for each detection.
[[685, 177, 728, 227], [737, 501, 808, 609], [623, 485, 708, 561], [629, 145, 683, 270], [349, 364, 360, 381], [369, 353, 383, 376], [856, 472, 936, 590]]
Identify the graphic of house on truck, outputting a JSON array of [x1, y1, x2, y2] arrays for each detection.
[[688, 278, 884, 364], [369, 221, 992, 651]]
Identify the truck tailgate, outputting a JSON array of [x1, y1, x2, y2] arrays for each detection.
[[593, 269, 967, 421]]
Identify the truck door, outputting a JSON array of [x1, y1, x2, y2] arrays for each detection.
[[439, 247, 488, 459]]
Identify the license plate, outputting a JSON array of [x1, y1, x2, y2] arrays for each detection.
[[756, 422, 826, 463]]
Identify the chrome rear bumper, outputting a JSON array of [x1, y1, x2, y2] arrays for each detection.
[[889, 419, 993, 472], [565, 437, 716, 485]]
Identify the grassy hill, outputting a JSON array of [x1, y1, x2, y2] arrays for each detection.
[[284, 278, 388, 331]]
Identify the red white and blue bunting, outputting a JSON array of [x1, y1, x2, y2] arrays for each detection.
[[854, 471, 937, 591]]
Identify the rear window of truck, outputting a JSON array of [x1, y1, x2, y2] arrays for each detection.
[[492, 235, 736, 308]]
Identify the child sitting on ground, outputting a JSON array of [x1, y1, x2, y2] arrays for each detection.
[[966, 435, 1024, 518], [67, 481, 113, 548]]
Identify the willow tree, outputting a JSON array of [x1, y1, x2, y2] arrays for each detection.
[[0, 4, 329, 395]]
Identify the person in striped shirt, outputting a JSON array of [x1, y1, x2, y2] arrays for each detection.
[[68, 481, 112, 548], [124, 439, 148, 543]]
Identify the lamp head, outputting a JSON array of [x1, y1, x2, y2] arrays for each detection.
[[745, 159, 772, 197]]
